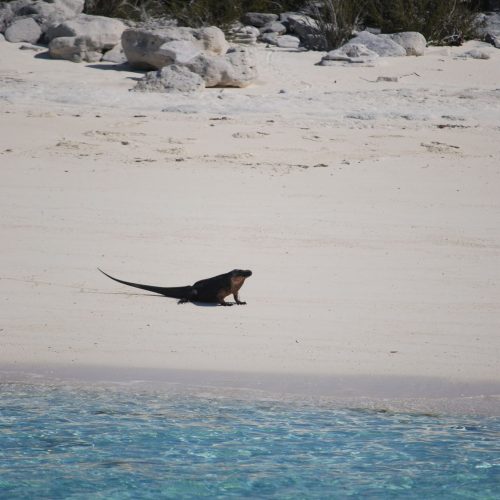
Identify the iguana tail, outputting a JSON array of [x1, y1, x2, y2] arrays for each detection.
[[98, 269, 193, 299]]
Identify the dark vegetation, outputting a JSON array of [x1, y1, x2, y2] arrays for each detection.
[[80, 1, 486, 47], [365, 0, 484, 45]]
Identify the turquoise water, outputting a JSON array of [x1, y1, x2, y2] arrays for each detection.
[[0, 383, 499, 499]]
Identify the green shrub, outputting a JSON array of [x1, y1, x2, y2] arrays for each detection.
[[365, 0, 483, 45]]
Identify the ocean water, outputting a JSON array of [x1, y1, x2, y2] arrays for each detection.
[[0, 383, 499, 499]]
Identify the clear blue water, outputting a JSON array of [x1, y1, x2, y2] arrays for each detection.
[[0, 383, 499, 499]]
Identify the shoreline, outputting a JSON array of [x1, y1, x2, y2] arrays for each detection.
[[2, 364, 499, 416]]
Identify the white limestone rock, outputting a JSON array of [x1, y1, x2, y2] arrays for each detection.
[[122, 26, 228, 70], [133, 64, 205, 93], [184, 46, 257, 88]]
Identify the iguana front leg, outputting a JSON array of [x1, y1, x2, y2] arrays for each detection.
[[233, 292, 246, 305]]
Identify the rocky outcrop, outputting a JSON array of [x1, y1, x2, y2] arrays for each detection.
[[122, 26, 257, 88], [122, 26, 228, 70], [133, 64, 205, 93]]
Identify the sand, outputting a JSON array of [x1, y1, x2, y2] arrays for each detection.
[[1, 39, 499, 407]]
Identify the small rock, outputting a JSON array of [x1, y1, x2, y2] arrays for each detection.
[[19, 44, 43, 51], [376, 76, 398, 82]]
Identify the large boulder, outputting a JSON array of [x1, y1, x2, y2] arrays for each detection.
[[133, 64, 205, 93], [184, 46, 257, 88], [122, 26, 228, 70], [389, 31, 426, 56], [241, 12, 278, 28], [45, 14, 126, 50], [345, 31, 406, 57], [4, 16, 41, 43]]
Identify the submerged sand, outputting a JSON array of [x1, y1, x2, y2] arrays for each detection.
[[1, 39, 499, 407]]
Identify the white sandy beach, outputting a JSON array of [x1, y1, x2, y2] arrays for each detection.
[[1, 38, 499, 405]]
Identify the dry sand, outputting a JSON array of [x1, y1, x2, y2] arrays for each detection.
[[1, 39, 499, 408]]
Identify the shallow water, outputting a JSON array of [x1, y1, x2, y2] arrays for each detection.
[[0, 383, 499, 499]]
